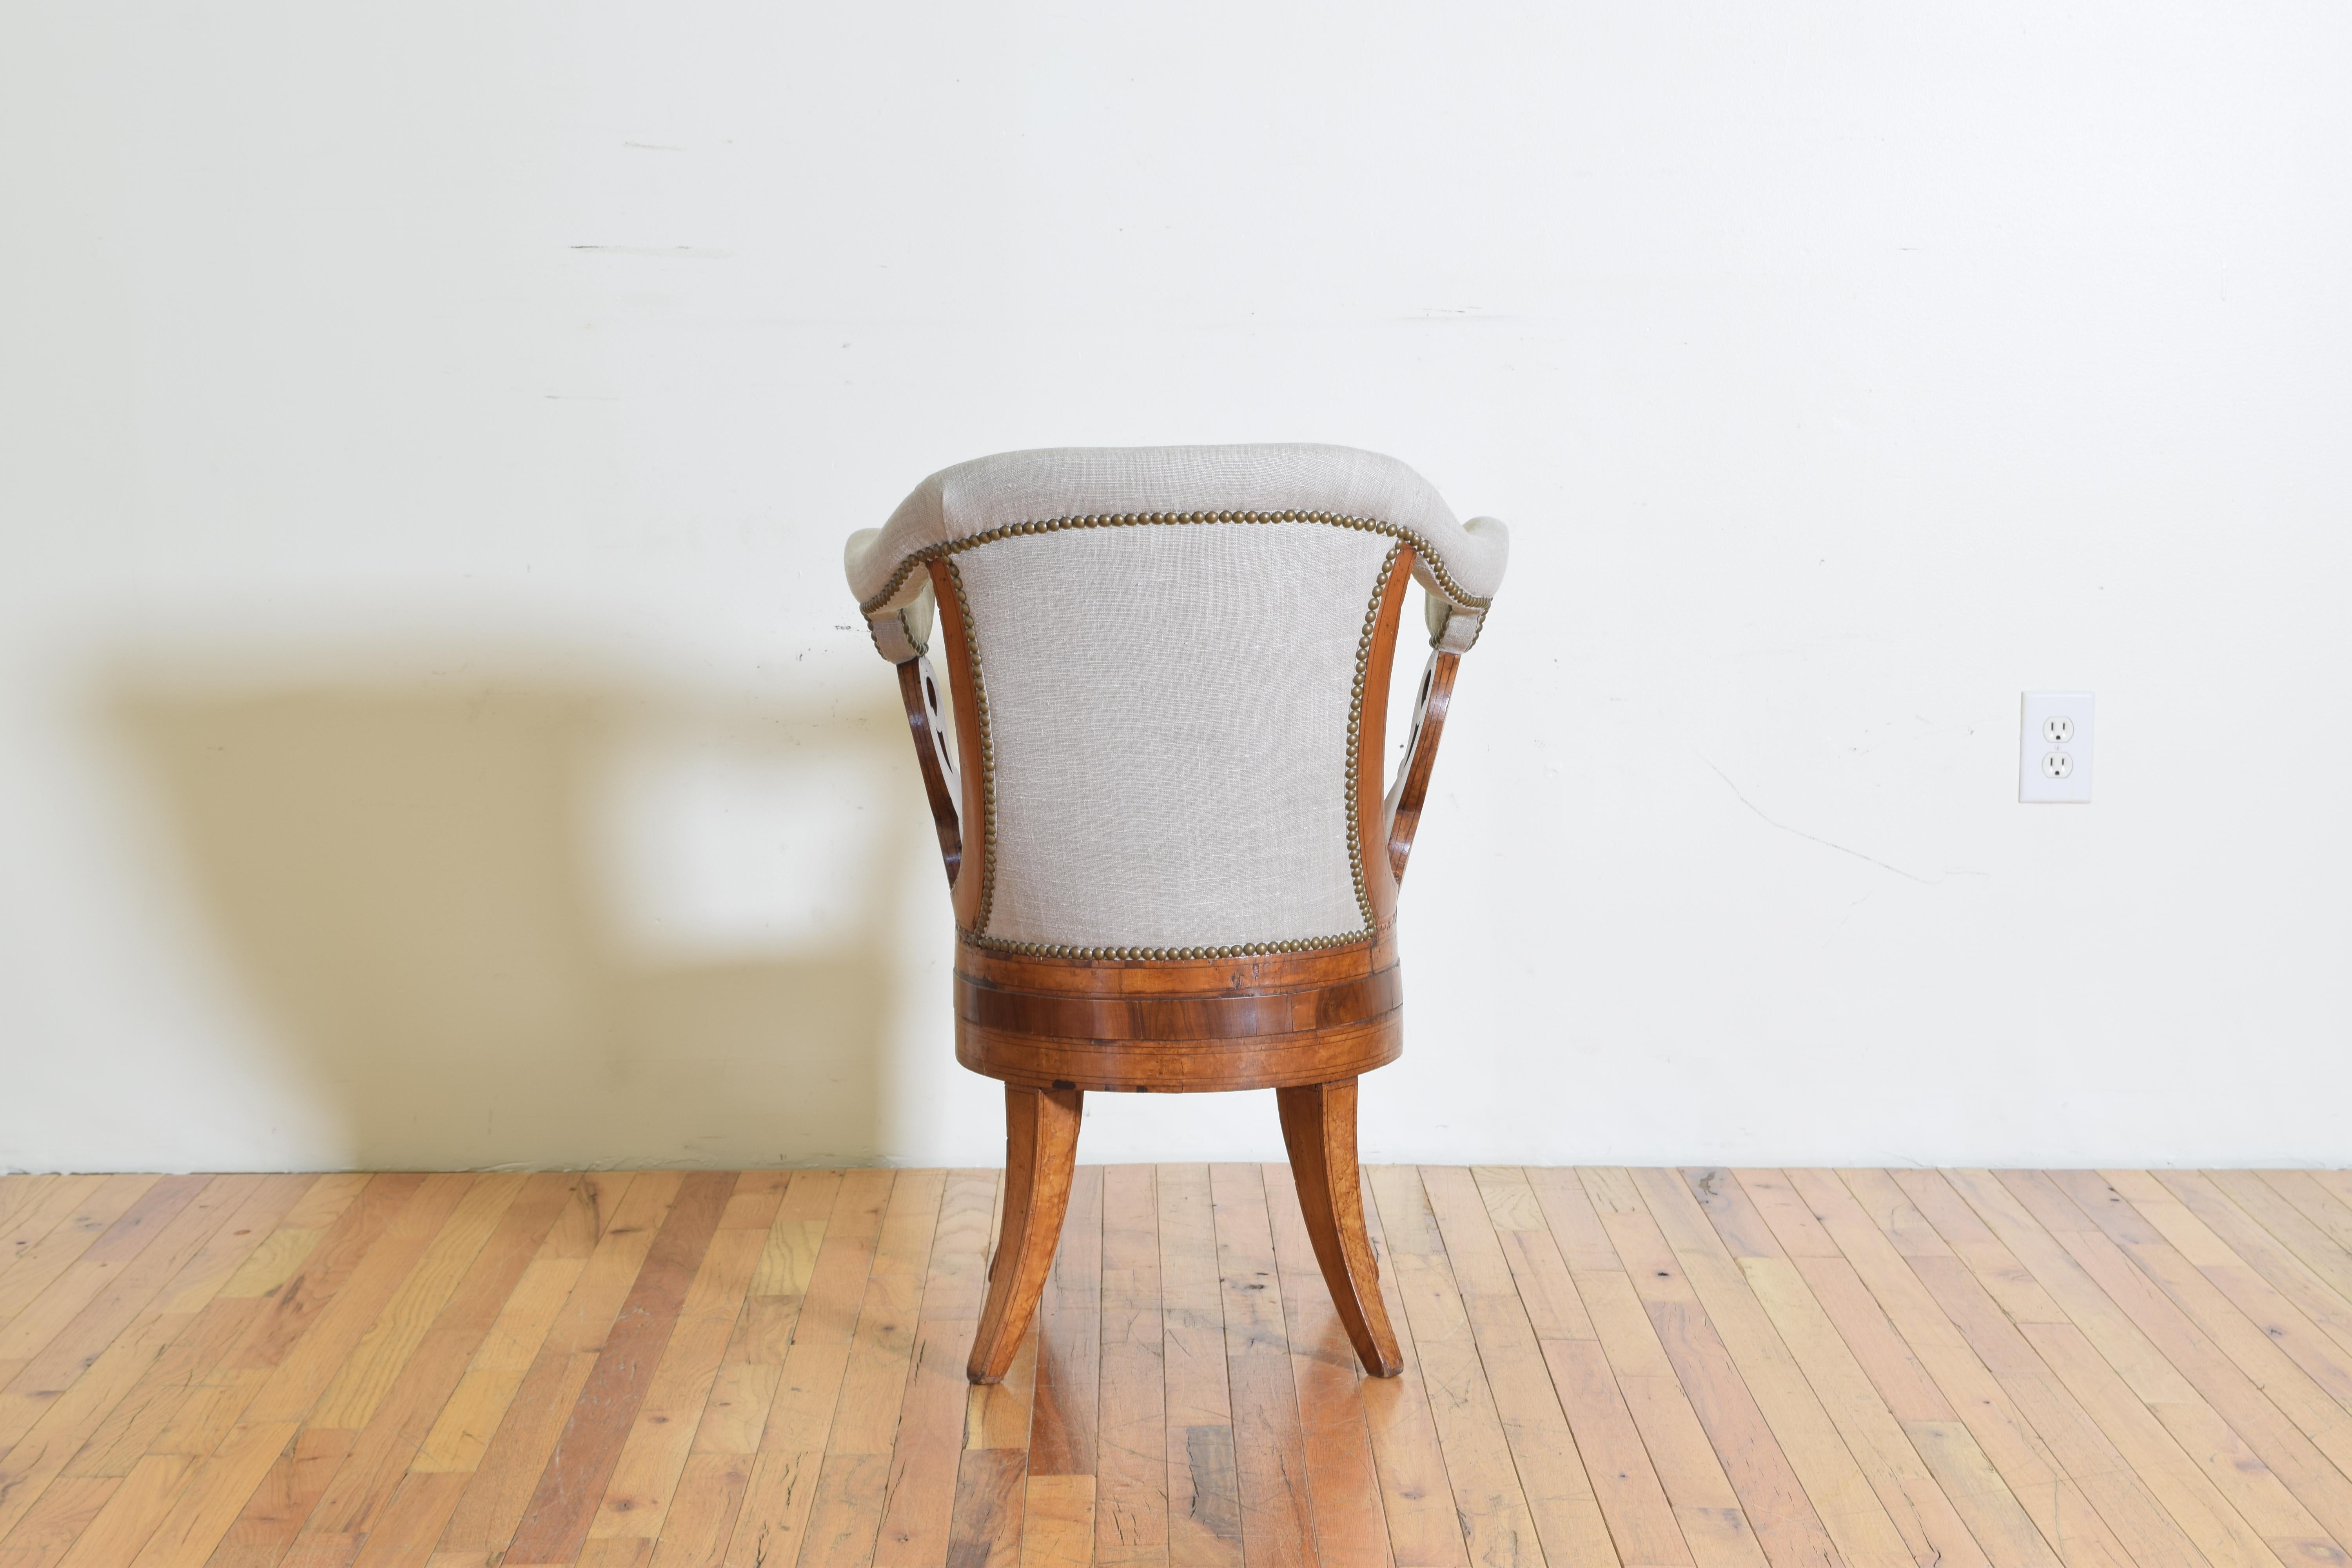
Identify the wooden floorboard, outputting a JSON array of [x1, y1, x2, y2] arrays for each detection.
[[9, 1167, 2352, 1567]]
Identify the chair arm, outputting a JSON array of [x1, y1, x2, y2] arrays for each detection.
[[1414, 514, 1507, 653], [848, 528, 938, 662]]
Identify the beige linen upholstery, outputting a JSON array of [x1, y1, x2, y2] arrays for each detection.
[[844, 445, 1508, 956]]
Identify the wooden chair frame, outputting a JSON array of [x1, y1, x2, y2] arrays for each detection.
[[894, 549, 1464, 1383]]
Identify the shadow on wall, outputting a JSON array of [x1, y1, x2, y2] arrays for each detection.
[[107, 656, 918, 1170]]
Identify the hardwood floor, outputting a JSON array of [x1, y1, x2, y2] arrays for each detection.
[[5, 1169, 2352, 1567]]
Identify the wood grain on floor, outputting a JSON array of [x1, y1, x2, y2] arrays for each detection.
[[4, 1166, 2352, 1567]]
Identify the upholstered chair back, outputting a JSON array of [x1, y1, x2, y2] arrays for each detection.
[[848, 443, 1506, 1383], [847, 446, 1508, 960]]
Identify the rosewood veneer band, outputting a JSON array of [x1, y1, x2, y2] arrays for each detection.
[[951, 930, 1407, 1093], [956, 1013, 1403, 1095], [956, 926, 1399, 995], [955, 964, 1401, 1042]]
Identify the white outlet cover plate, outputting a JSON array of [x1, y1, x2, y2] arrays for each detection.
[[2020, 691, 2094, 803]]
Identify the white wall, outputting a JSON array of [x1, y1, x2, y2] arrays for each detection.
[[5, 1, 2348, 1173]]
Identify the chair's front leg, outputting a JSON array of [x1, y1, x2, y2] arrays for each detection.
[[1276, 1077, 1404, 1377], [967, 1083, 1083, 1384]]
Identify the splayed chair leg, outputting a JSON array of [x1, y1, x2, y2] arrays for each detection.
[[967, 1083, 1083, 1384], [1276, 1076, 1404, 1377]]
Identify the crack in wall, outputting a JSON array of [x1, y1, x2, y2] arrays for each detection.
[[1700, 755, 1951, 887]]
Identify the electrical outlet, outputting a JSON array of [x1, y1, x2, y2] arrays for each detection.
[[2020, 692, 2093, 803]]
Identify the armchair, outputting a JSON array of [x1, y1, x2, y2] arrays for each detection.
[[844, 444, 1507, 1381]]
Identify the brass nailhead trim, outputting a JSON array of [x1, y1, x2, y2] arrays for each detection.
[[858, 508, 1492, 620], [1344, 541, 1404, 935], [964, 926, 1374, 964], [949, 528, 1406, 962], [965, 930, 1368, 962]]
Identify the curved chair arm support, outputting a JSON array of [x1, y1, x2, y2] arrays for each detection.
[[1383, 647, 1462, 887], [897, 652, 963, 886]]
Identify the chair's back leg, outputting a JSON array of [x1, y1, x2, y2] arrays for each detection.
[[1276, 1077, 1405, 1377], [968, 1083, 1083, 1384]]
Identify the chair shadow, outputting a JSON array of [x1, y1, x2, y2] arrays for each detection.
[[106, 658, 917, 1171]]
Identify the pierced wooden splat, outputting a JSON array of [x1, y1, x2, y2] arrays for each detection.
[[1384, 646, 1462, 888], [895, 652, 962, 886]]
